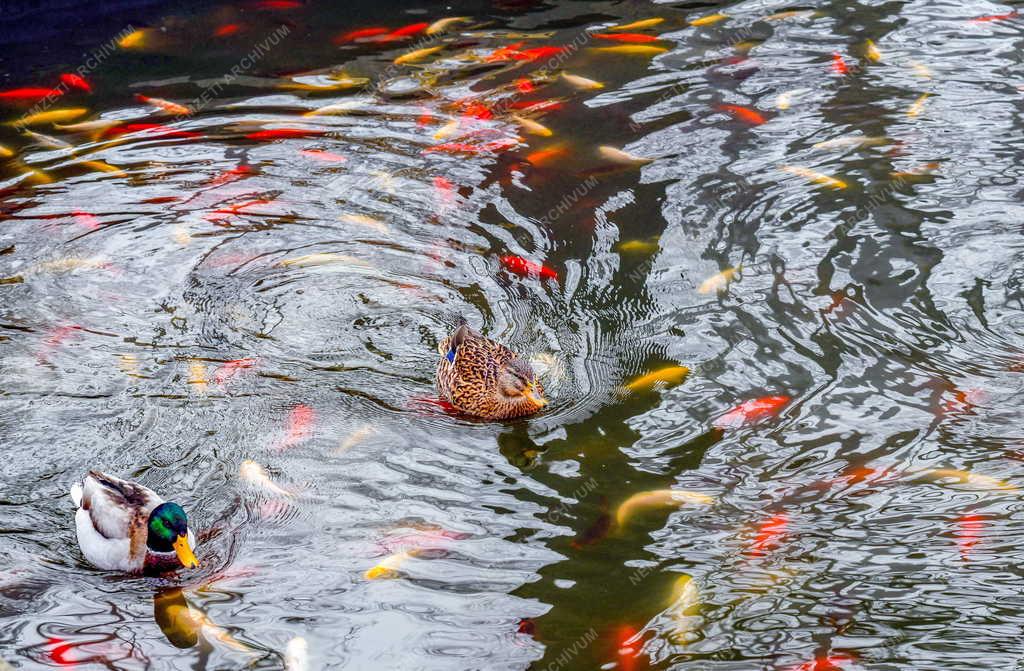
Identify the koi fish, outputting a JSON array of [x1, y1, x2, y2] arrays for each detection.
[[571, 502, 612, 549], [278, 404, 314, 450], [59, 73, 92, 92], [890, 161, 940, 181], [171, 224, 191, 245], [209, 198, 275, 218], [245, 128, 323, 140], [698, 265, 741, 294], [500, 255, 557, 281], [334, 27, 389, 43], [485, 41, 526, 62], [213, 358, 257, 385], [969, 10, 1018, 22], [432, 120, 460, 140], [667, 574, 701, 643], [10, 108, 88, 127], [336, 424, 375, 455], [615, 489, 714, 526], [253, 0, 302, 9], [53, 118, 119, 134], [285, 637, 308, 671], [72, 211, 101, 231], [598, 145, 653, 165], [864, 39, 882, 62], [118, 28, 153, 49], [831, 52, 849, 75], [299, 148, 346, 162], [561, 72, 603, 90], [594, 32, 660, 43], [426, 16, 471, 35], [907, 93, 929, 117], [514, 77, 536, 93], [939, 387, 987, 416], [786, 654, 856, 671], [144, 196, 181, 204], [713, 395, 791, 429], [433, 175, 456, 211], [614, 625, 642, 671], [188, 360, 208, 393], [459, 101, 492, 120], [512, 115, 553, 137], [103, 123, 200, 139], [617, 238, 659, 254], [690, 12, 727, 26], [608, 18, 664, 31], [622, 365, 690, 393], [394, 45, 445, 64], [37, 324, 82, 363], [79, 159, 126, 177], [278, 252, 365, 268], [909, 61, 932, 79], [776, 91, 796, 110], [35, 257, 110, 273], [391, 22, 429, 38], [525, 144, 567, 165], [813, 136, 888, 150], [591, 45, 667, 56], [207, 164, 255, 186], [509, 99, 564, 114], [765, 9, 818, 20], [920, 468, 1015, 491], [956, 513, 984, 561], [0, 144, 13, 158], [780, 165, 848, 189], [365, 550, 415, 579], [0, 87, 63, 103], [135, 94, 192, 116], [718, 104, 765, 125], [213, 23, 242, 37], [425, 139, 518, 154], [240, 460, 293, 497], [516, 46, 567, 61], [340, 213, 388, 233], [747, 512, 788, 557]]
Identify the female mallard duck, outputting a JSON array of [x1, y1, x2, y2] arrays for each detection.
[[436, 323, 548, 420], [70, 471, 199, 574]]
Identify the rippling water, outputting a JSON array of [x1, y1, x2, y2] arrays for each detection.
[[1, 0, 1023, 668]]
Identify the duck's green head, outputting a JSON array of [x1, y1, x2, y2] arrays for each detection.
[[147, 502, 199, 569]]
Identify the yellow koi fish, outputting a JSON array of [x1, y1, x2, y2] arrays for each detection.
[[617, 238, 660, 254], [21, 168, 54, 185], [394, 45, 444, 65], [609, 18, 664, 31], [623, 365, 690, 392], [776, 91, 795, 110], [864, 39, 882, 62], [171, 225, 192, 245], [118, 353, 141, 377], [188, 360, 208, 393], [907, 93, 929, 117], [891, 161, 940, 181], [432, 120, 460, 140], [512, 115, 553, 137], [616, 489, 714, 526], [365, 550, 415, 579], [118, 28, 153, 49], [427, 16, 471, 35], [690, 12, 727, 26], [10, 108, 88, 127], [340, 213, 389, 234], [54, 118, 121, 134], [667, 574, 701, 644], [240, 460, 294, 497], [80, 160, 126, 177], [591, 45, 667, 56], [277, 252, 366, 268], [0, 144, 13, 159], [278, 79, 368, 92], [921, 468, 1015, 491], [598, 145, 653, 165], [813, 136, 888, 150], [781, 165, 848, 189], [698, 265, 741, 294], [561, 72, 604, 90]]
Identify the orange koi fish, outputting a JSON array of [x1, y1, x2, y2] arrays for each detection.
[[514, 77, 535, 93], [500, 255, 557, 280], [59, 73, 92, 92], [748, 512, 788, 557], [278, 404, 314, 450], [0, 87, 63, 104], [969, 10, 1018, 22], [831, 52, 849, 75], [38, 324, 82, 363], [299, 148, 346, 162], [614, 626, 643, 671], [245, 128, 323, 140], [509, 99, 564, 114], [334, 27, 389, 43], [594, 32, 660, 42], [213, 23, 242, 37], [135, 94, 192, 116], [525, 144, 567, 165], [956, 513, 984, 561], [207, 164, 255, 186], [718, 104, 765, 125], [391, 22, 429, 37], [485, 41, 525, 62], [714, 395, 791, 429], [786, 653, 856, 671]]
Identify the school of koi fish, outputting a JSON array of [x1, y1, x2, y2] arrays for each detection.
[[1, 0, 1022, 669]]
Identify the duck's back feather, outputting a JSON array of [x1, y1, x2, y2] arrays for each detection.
[[73, 471, 164, 572]]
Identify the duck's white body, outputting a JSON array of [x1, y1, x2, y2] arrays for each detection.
[[70, 471, 195, 573]]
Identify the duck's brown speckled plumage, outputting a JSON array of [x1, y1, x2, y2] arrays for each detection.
[[436, 324, 546, 420]]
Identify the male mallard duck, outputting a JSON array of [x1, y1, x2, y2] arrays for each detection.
[[70, 471, 199, 574], [436, 323, 548, 419]]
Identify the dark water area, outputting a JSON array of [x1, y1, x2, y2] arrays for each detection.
[[1, 0, 1023, 669]]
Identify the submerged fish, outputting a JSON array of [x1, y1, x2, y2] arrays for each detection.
[[764, 9, 818, 20], [747, 512, 789, 557], [776, 91, 797, 110], [864, 39, 882, 62], [608, 18, 664, 31], [59, 73, 92, 92], [780, 165, 848, 190], [9, 108, 88, 127], [135, 94, 192, 116], [23, 129, 70, 149], [512, 115, 553, 137], [336, 424, 376, 455], [0, 87, 63, 103], [365, 550, 415, 579], [188, 360, 208, 393], [713, 395, 791, 429], [54, 118, 120, 134], [591, 45, 667, 56], [213, 358, 258, 385], [831, 52, 849, 75], [277, 252, 365, 268], [907, 93, 930, 117], [594, 32, 661, 43], [245, 128, 323, 140], [813, 136, 888, 150], [616, 489, 714, 526], [698, 265, 741, 294], [240, 460, 293, 497], [340, 213, 388, 233], [690, 12, 727, 26], [622, 365, 690, 393], [0, 144, 14, 158], [785, 654, 856, 671], [303, 101, 364, 117], [278, 404, 314, 450], [919, 468, 1015, 491], [598, 145, 653, 165], [956, 513, 984, 561], [617, 238, 659, 254], [718, 104, 765, 125], [426, 16, 471, 35], [300, 148, 347, 162], [500, 255, 557, 281], [394, 45, 444, 65], [117, 28, 153, 49], [969, 10, 1019, 22], [667, 574, 701, 644], [561, 72, 604, 90]]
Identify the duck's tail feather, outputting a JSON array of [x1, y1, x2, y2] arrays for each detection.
[[70, 482, 83, 508]]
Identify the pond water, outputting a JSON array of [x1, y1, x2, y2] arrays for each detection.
[[1, 0, 1023, 669]]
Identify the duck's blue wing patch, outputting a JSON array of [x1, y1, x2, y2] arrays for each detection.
[[446, 348, 456, 363]]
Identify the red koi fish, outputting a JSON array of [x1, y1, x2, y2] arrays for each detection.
[[424, 138, 517, 154], [71, 211, 101, 231], [515, 77, 535, 93], [509, 99, 564, 114], [300, 148, 347, 162], [213, 357, 258, 385], [939, 387, 987, 417], [390, 22, 429, 38], [614, 625, 642, 671], [245, 128, 323, 140], [713, 395, 791, 429], [969, 10, 1018, 22], [831, 52, 849, 74], [460, 101, 493, 120], [207, 164, 256, 187], [748, 512, 788, 557], [525, 145, 567, 165], [594, 32, 660, 42], [433, 175, 456, 210], [278, 404, 314, 450], [718, 104, 766, 125], [142, 195, 181, 204], [786, 653, 856, 671], [59, 73, 92, 93], [209, 199, 275, 217], [0, 87, 63, 103], [102, 123, 200, 139], [334, 27, 390, 43], [253, 0, 301, 9], [515, 46, 566, 61], [485, 42, 526, 62], [956, 513, 984, 561], [213, 23, 243, 37], [501, 255, 557, 281]]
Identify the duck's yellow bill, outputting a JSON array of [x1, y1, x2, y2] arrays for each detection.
[[174, 535, 200, 569], [525, 386, 548, 407]]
